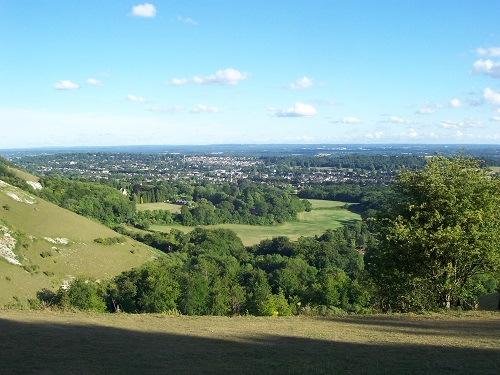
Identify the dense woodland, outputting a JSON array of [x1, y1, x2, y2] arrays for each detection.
[[43, 224, 373, 315]]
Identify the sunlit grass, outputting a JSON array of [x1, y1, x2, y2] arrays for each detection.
[[137, 202, 182, 213]]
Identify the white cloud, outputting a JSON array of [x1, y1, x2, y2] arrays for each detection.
[[193, 68, 248, 85], [189, 104, 218, 114], [441, 119, 481, 129], [274, 102, 317, 117], [490, 116, 500, 122], [171, 68, 249, 86], [340, 116, 361, 124], [484, 87, 500, 106], [53, 80, 79, 90], [472, 59, 500, 78], [289, 76, 313, 90], [379, 116, 414, 124], [449, 99, 462, 107], [86, 78, 102, 87], [170, 78, 189, 86], [476, 47, 500, 57], [127, 94, 146, 102], [177, 15, 197, 25], [131, 3, 157, 17]]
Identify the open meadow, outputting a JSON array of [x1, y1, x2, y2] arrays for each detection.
[[0, 310, 498, 374], [150, 199, 360, 246], [137, 202, 182, 214]]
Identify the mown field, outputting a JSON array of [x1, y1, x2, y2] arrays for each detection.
[[0, 310, 498, 374], [150, 199, 360, 246], [137, 202, 182, 213]]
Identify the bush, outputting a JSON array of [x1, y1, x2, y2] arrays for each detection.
[[56, 277, 107, 312]]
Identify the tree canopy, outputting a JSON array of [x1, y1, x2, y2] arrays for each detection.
[[366, 154, 500, 311]]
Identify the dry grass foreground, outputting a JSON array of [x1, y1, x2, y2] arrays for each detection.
[[0, 310, 498, 374]]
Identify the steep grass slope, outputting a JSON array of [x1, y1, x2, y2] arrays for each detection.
[[0, 178, 160, 307]]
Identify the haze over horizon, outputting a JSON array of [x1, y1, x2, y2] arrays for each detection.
[[1, 1, 500, 149]]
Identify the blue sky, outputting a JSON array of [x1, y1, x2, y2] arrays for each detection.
[[1, 1, 500, 148]]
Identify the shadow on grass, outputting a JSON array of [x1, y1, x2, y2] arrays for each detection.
[[1, 317, 499, 374], [337, 218, 360, 226]]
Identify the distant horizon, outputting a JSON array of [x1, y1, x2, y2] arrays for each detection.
[[3, 142, 500, 150]]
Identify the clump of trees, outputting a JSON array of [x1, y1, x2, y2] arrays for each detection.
[[43, 224, 373, 316], [366, 155, 500, 311], [37, 175, 136, 226], [132, 180, 312, 226]]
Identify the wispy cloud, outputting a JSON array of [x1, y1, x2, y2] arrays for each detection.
[[441, 119, 481, 129], [131, 3, 157, 18], [86, 78, 102, 87], [340, 116, 361, 124], [177, 15, 197, 25], [170, 68, 248, 86], [288, 76, 313, 90], [449, 99, 462, 108], [476, 47, 500, 57], [272, 102, 317, 117], [53, 80, 80, 90], [189, 104, 218, 114], [127, 94, 146, 102], [379, 116, 414, 124]]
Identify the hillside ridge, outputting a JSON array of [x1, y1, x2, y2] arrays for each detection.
[[0, 172, 158, 307]]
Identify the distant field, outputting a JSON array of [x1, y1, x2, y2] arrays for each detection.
[[151, 199, 360, 246], [0, 310, 498, 374], [137, 202, 182, 213]]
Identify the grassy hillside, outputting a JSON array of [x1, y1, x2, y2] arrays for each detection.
[[0, 310, 498, 374], [151, 199, 360, 246], [0, 179, 160, 307]]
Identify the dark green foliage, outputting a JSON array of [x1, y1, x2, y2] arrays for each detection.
[[46, 223, 371, 316], [55, 277, 107, 312], [366, 155, 500, 311], [37, 175, 136, 226], [108, 261, 180, 313], [131, 179, 310, 226], [94, 236, 126, 245]]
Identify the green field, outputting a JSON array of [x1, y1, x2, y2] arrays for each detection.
[[151, 199, 360, 246], [0, 310, 498, 374], [137, 202, 182, 213]]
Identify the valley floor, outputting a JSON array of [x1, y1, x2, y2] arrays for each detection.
[[0, 310, 498, 374]]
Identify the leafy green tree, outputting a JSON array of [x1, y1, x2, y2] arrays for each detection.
[[56, 277, 107, 312], [366, 155, 500, 311]]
